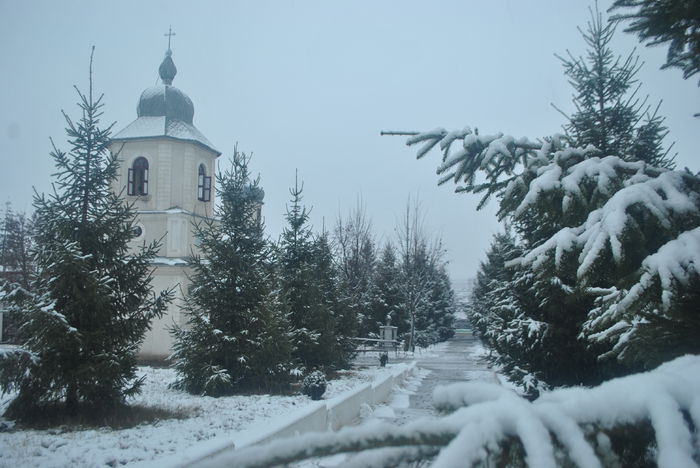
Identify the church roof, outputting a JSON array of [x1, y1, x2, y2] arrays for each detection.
[[137, 85, 194, 124], [112, 116, 219, 155], [112, 49, 221, 156]]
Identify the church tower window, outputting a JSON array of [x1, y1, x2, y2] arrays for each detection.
[[198, 164, 211, 202], [128, 157, 149, 196]]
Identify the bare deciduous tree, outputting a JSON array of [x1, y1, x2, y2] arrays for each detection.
[[395, 196, 444, 352]]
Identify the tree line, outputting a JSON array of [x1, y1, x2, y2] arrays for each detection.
[[169, 153, 456, 395], [0, 59, 456, 420]]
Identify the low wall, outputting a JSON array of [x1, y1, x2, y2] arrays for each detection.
[[182, 361, 417, 468], [371, 374, 395, 405], [255, 401, 329, 444], [326, 383, 373, 431]]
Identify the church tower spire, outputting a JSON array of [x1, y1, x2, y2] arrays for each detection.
[[159, 27, 177, 85], [159, 51, 177, 85]]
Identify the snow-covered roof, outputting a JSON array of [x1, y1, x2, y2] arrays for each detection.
[[112, 116, 220, 156], [111, 49, 221, 156], [138, 85, 194, 124]]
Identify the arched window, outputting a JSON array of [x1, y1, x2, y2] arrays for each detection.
[[128, 157, 149, 196], [198, 164, 211, 202]]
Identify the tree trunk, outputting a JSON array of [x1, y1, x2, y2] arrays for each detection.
[[66, 384, 78, 415], [409, 309, 415, 353]]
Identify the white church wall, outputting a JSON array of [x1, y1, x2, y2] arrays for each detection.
[[128, 211, 208, 259], [111, 139, 216, 216], [156, 141, 172, 209], [139, 264, 192, 362]]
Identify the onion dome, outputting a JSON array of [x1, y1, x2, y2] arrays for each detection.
[[159, 49, 177, 85], [136, 50, 195, 124], [112, 48, 220, 156]]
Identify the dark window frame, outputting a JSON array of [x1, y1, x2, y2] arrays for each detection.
[[198, 164, 211, 202], [128, 157, 149, 196]]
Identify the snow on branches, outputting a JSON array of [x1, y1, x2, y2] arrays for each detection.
[[408, 127, 700, 366], [519, 164, 698, 278], [194, 354, 700, 468]]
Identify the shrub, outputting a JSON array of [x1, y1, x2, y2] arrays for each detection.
[[302, 370, 327, 400]]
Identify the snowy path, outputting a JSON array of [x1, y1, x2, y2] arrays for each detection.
[[369, 330, 496, 426], [305, 331, 495, 467], [409, 330, 494, 418]]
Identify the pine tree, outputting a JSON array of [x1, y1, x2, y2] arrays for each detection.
[[469, 232, 513, 345], [170, 147, 294, 395], [405, 7, 696, 381], [410, 127, 697, 379], [369, 243, 403, 334], [0, 204, 34, 290], [556, 4, 675, 168], [611, 0, 700, 85], [0, 205, 35, 344], [424, 263, 456, 342], [469, 231, 547, 392], [312, 230, 354, 367], [0, 50, 171, 420], [278, 174, 337, 370]]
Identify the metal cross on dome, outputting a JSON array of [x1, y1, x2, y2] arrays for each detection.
[[164, 26, 176, 50]]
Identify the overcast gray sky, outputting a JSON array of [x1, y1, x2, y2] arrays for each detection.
[[1, 0, 697, 284]]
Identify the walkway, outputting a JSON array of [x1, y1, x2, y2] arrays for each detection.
[[292, 332, 495, 467], [369, 330, 496, 425]]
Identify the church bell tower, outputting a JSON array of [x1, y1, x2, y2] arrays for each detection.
[[110, 39, 221, 360]]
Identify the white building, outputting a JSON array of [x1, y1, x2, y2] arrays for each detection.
[[110, 48, 220, 360]]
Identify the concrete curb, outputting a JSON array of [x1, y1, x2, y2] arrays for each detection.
[[170, 361, 417, 468]]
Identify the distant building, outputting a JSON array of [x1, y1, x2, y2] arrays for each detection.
[[110, 47, 221, 360]]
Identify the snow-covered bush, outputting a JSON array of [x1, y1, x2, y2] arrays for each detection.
[[301, 371, 327, 400], [200, 355, 700, 467]]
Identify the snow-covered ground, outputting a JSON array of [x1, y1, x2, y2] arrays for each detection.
[[0, 363, 401, 468], [195, 337, 700, 468]]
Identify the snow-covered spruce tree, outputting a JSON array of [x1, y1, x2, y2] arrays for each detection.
[[368, 243, 403, 334], [469, 231, 520, 346], [611, 0, 700, 85], [170, 148, 294, 395], [422, 262, 457, 343], [0, 204, 34, 290], [472, 229, 605, 391], [0, 205, 35, 344], [556, 4, 675, 169], [0, 51, 171, 420], [407, 7, 691, 381], [278, 174, 337, 370], [469, 232, 537, 385], [312, 230, 354, 367], [408, 127, 698, 373]]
